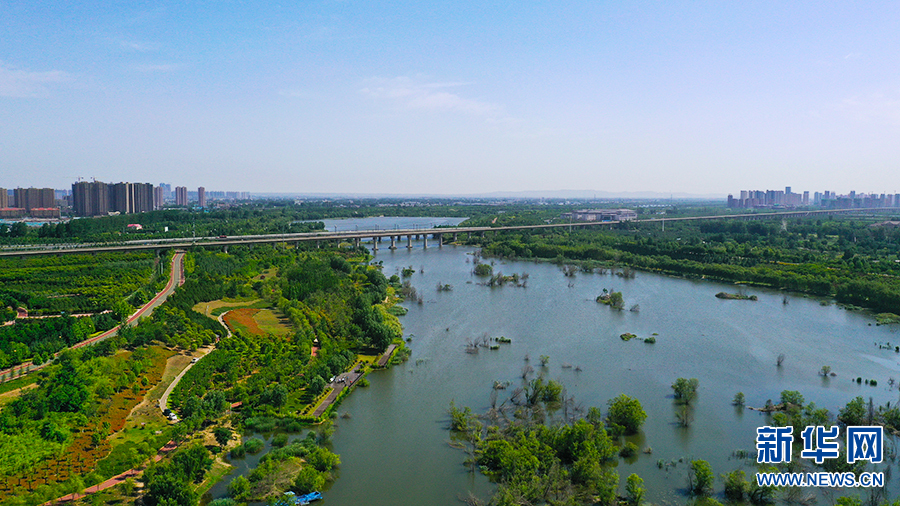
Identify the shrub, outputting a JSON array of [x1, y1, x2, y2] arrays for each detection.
[[619, 442, 639, 458], [243, 437, 265, 454]]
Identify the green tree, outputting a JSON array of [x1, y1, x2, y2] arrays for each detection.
[[606, 394, 647, 435], [625, 473, 645, 506], [227, 475, 251, 501], [214, 426, 232, 447], [689, 459, 714, 496], [293, 466, 325, 494], [722, 469, 749, 500], [838, 396, 866, 426], [309, 375, 326, 396], [672, 378, 699, 404]]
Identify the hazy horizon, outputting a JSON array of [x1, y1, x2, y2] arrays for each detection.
[[2, 2, 898, 195]]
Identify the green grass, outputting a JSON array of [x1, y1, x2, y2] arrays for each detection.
[[253, 309, 292, 336], [207, 300, 269, 317], [0, 375, 38, 396]]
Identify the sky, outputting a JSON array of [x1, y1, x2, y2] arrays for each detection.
[[1, 1, 899, 196]]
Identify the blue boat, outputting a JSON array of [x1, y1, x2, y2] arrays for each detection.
[[279, 491, 323, 505]]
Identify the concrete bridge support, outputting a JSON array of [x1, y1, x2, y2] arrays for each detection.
[[407, 235, 412, 249], [423, 235, 428, 249], [354, 238, 360, 248], [453, 233, 458, 243], [437, 234, 443, 247], [390, 236, 396, 249], [372, 237, 378, 251]]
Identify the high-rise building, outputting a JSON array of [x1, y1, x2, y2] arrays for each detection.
[[175, 186, 188, 206], [154, 186, 165, 209], [13, 187, 55, 211], [198, 187, 206, 208], [72, 181, 110, 216], [0, 188, 7, 209], [158, 183, 172, 201], [110, 182, 155, 214]]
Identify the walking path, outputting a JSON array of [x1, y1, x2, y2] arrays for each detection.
[[158, 345, 214, 413], [376, 343, 398, 367], [0, 252, 185, 383], [311, 344, 398, 418]]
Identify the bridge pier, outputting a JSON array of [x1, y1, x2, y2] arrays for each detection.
[[372, 237, 378, 251], [453, 233, 458, 243], [354, 238, 360, 248], [437, 234, 443, 247], [407, 235, 412, 249], [423, 235, 428, 249], [390, 236, 396, 249], [223, 245, 228, 254]]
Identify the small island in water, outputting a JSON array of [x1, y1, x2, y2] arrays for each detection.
[[715, 292, 758, 301]]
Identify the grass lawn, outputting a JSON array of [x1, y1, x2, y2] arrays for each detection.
[[0, 374, 38, 396], [253, 309, 293, 336], [191, 298, 262, 317]]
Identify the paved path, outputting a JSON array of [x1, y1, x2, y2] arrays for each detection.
[[158, 345, 214, 413], [376, 344, 398, 367], [312, 367, 366, 418], [0, 251, 186, 383]]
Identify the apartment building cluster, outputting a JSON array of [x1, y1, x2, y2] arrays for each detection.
[[0, 187, 61, 219], [727, 187, 900, 210]]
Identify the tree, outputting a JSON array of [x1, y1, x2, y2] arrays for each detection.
[[294, 466, 325, 494], [689, 459, 714, 496], [839, 396, 866, 426], [671, 378, 699, 404], [214, 426, 232, 447], [227, 475, 250, 501], [606, 394, 647, 435], [722, 469, 749, 500], [625, 473, 645, 506], [309, 375, 326, 396], [732, 392, 746, 406]]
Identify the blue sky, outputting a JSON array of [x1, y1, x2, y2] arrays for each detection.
[[1, 1, 898, 195]]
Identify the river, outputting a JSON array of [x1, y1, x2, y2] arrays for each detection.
[[326, 244, 899, 505], [210, 242, 900, 505]]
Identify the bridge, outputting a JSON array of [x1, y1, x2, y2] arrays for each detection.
[[0, 207, 896, 257]]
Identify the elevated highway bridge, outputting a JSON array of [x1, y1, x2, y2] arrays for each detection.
[[0, 207, 895, 257]]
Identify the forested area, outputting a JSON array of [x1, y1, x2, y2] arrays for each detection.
[[0, 252, 159, 317], [168, 246, 402, 428], [477, 216, 900, 314]]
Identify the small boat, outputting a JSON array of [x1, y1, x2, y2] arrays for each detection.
[[279, 491, 323, 505]]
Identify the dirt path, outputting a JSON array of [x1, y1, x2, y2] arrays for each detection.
[[0, 382, 37, 406]]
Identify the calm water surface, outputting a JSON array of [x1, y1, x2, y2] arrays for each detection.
[[298, 216, 467, 232], [208, 243, 900, 505], [327, 245, 899, 506]]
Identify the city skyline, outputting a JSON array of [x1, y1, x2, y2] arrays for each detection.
[[2, 3, 899, 195]]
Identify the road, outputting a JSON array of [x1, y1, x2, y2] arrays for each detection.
[[158, 345, 213, 414], [2, 206, 895, 257], [0, 251, 186, 382]]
